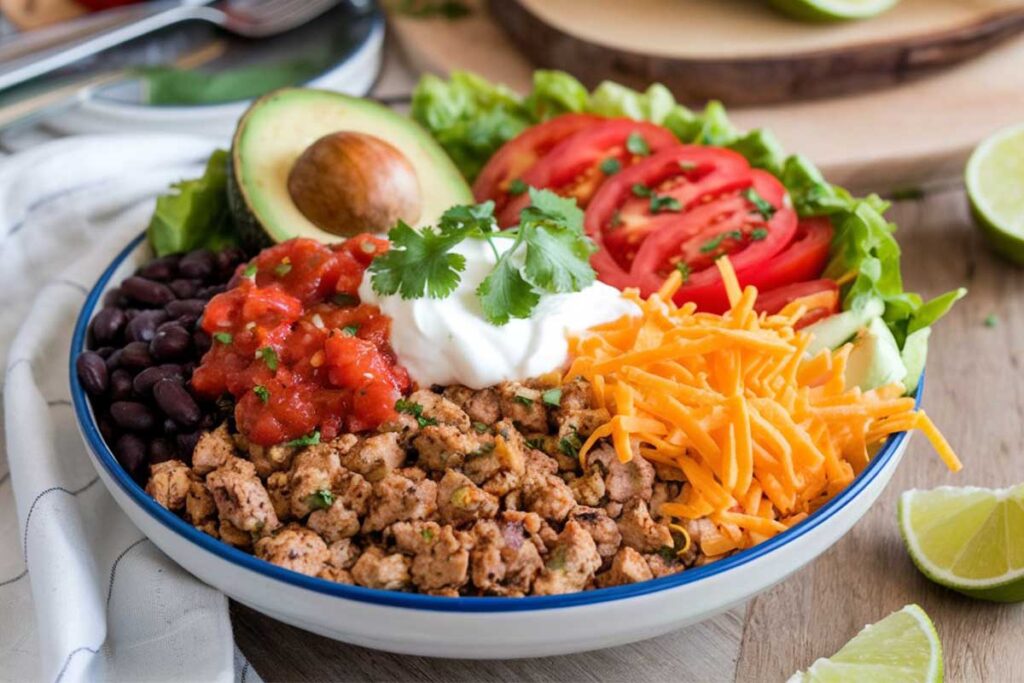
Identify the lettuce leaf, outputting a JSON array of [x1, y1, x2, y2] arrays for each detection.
[[146, 149, 237, 257], [410, 69, 964, 346]]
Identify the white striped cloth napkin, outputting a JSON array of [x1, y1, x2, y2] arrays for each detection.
[[0, 134, 262, 683]]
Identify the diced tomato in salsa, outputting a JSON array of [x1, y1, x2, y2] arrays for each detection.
[[191, 235, 409, 446]]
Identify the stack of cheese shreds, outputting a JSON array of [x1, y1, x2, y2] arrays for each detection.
[[566, 257, 961, 557]]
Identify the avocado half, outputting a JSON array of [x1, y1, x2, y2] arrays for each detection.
[[228, 88, 472, 249]]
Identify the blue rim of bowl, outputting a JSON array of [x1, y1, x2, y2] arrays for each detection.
[[92, 9, 386, 111], [71, 232, 919, 613]]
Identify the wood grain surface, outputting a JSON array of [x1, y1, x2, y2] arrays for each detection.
[[491, 0, 1024, 104], [390, 1, 1024, 195], [233, 185, 1022, 683]]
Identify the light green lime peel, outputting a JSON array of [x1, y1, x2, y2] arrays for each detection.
[[788, 604, 943, 683], [768, 0, 900, 22], [966, 122, 1024, 265], [899, 485, 1024, 603]]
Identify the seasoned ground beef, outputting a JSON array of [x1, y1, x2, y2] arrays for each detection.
[[147, 378, 705, 596]]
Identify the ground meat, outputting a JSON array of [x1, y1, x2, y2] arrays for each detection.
[[318, 566, 354, 584], [521, 450, 575, 523], [597, 547, 654, 587], [326, 539, 361, 570], [413, 424, 480, 472], [408, 389, 472, 431], [341, 432, 406, 481], [469, 516, 543, 596], [532, 521, 602, 595], [617, 499, 673, 553], [589, 444, 655, 503], [254, 524, 328, 576], [265, 471, 291, 522], [205, 457, 279, 535], [391, 521, 472, 591], [351, 546, 411, 590], [438, 470, 499, 526], [307, 500, 360, 543], [555, 408, 610, 441], [463, 419, 525, 492], [569, 467, 606, 507], [218, 518, 251, 549], [361, 469, 438, 532], [245, 442, 296, 479], [191, 423, 235, 476], [443, 385, 501, 425], [557, 377, 595, 413], [644, 552, 684, 578], [650, 482, 672, 522], [568, 505, 622, 559], [498, 383, 549, 433], [185, 479, 217, 526], [146, 459, 191, 511], [286, 438, 358, 519]]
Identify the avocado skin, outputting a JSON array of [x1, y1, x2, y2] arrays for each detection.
[[227, 154, 273, 253]]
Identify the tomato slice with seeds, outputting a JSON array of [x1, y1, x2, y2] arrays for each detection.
[[739, 216, 834, 294], [496, 119, 679, 226], [756, 279, 839, 329], [473, 113, 603, 216]]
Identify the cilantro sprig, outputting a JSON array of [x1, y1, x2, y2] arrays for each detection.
[[370, 189, 597, 326]]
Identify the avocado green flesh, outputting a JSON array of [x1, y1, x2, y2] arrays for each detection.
[[229, 88, 472, 248], [844, 316, 908, 392]]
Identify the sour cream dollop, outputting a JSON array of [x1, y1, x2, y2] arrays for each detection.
[[358, 238, 639, 389]]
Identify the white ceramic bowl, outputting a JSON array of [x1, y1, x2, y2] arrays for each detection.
[[72, 235, 917, 658]]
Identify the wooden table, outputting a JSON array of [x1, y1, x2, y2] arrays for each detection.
[[233, 45, 1024, 683]]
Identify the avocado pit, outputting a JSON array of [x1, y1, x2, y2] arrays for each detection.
[[287, 131, 423, 237]]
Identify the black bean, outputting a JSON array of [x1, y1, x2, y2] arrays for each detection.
[[165, 299, 206, 318], [181, 361, 197, 379], [114, 433, 148, 479], [149, 437, 177, 464], [103, 287, 125, 308], [132, 364, 183, 396], [76, 351, 108, 396], [153, 378, 201, 428], [109, 369, 133, 400], [162, 417, 180, 435], [196, 284, 226, 299], [125, 309, 168, 343], [95, 346, 115, 359], [216, 247, 247, 277], [110, 401, 157, 432], [122, 276, 175, 307], [120, 341, 154, 369], [176, 431, 200, 462], [199, 412, 219, 431], [192, 329, 212, 356], [137, 255, 179, 282], [98, 415, 116, 443], [178, 250, 215, 280], [169, 278, 201, 299], [90, 307, 126, 346], [150, 325, 190, 360], [105, 348, 123, 371]]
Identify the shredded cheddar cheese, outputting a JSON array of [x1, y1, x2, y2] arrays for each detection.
[[567, 257, 960, 554]]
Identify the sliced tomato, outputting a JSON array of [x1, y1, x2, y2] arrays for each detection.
[[473, 113, 603, 216], [740, 216, 834, 294], [496, 119, 679, 226], [756, 279, 839, 329]]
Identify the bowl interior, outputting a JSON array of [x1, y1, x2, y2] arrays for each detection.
[[70, 233, 918, 613]]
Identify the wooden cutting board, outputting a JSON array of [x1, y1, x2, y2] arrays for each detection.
[[391, 1, 1024, 194], [490, 0, 1024, 105]]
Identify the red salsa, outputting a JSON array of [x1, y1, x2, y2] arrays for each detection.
[[191, 236, 409, 446]]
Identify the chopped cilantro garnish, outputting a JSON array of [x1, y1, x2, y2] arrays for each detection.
[[675, 262, 691, 283], [600, 158, 621, 175], [626, 131, 650, 156], [649, 194, 681, 213], [472, 421, 491, 434], [526, 437, 547, 450], [559, 431, 583, 459], [243, 263, 258, 278], [631, 183, 652, 198], [253, 385, 270, 404], [213, 332, 233, 344], [286, 430, 321, 448], [331, 293, 359, 307], [507, 178, 528, 195], [420, 527, 436, 542], [750, 227, 768, 241], [342, 325, 359, 336], [513, 393, 534, 406], [273, 258, 292, 276], [608, 210, 622, 229], [699, 230, 743, 254], [258, 346, 279, 370], [305, 489, 334, 510], [541, 388, 562, 407], [742, 187, 776, 220], [985, 314, 999, 328], [395, 398, 438, 428]]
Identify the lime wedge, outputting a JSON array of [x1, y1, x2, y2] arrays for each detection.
[[787, 604, 943, 683], [899, 485, 1024, 602], [768, 0, 900, 22], [966, 123, 1024, 264]]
